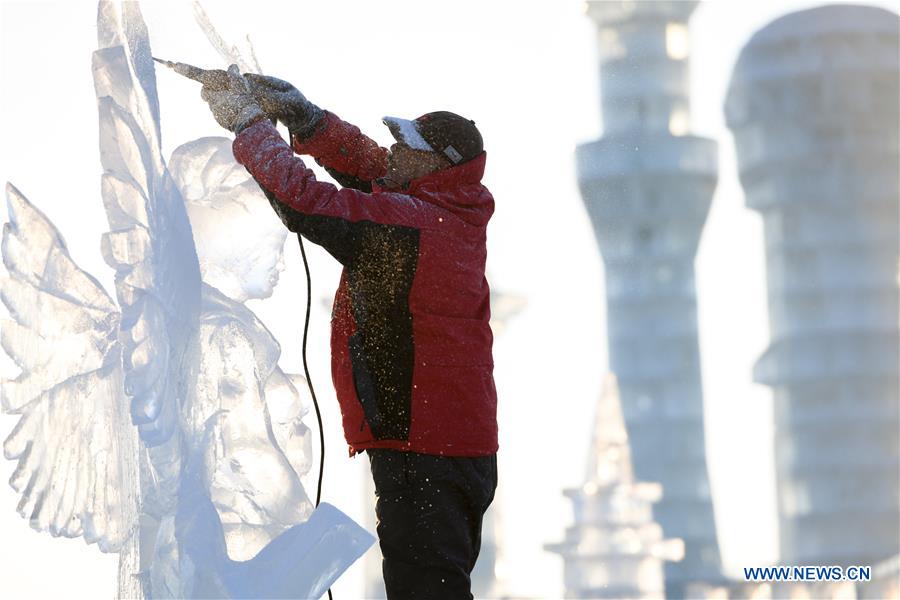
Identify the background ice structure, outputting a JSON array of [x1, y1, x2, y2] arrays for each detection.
[[1, 1, 373, 598]]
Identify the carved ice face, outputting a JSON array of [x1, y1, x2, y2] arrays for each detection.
[[185, 188, 288, 301], [169, 137, 288, 301]]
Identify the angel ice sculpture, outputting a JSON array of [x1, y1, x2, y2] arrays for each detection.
[[1, 2, 372, 598]]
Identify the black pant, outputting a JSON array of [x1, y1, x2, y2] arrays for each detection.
[[366, 448, 498, 600]]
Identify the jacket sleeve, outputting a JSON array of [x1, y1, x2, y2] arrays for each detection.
[[233, 120, 431, 259], [290, 110, 388, 185], [256, 185, 357, 265]]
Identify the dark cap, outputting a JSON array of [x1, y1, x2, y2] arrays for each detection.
[[382, 111, 483, 165]]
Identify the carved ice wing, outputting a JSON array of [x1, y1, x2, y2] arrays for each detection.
[[94, 1, 202, 446], [96, 0, 163, 170], [1, 183, 138, 552]]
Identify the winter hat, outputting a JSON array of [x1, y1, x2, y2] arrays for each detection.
[[382, 111, 483, 165]]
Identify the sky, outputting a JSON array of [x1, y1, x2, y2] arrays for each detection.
[[1, 0, 897, 598]]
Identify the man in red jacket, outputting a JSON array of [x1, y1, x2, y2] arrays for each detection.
[[201, 65, 498, 599]]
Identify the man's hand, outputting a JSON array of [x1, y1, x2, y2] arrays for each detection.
[[200, 65, 266, 134], [243, 73, 324, 139]]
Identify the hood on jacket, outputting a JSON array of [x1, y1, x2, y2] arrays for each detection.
[[374, 152, 493, 227]]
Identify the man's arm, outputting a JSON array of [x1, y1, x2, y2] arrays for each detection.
[[233, 120, 430, 261], [240, 74, 387, 189], [195, 67, 395, 257], [321, 167, 375, 193], [290, 111, 388, 188], [257, 185, 357, 265]]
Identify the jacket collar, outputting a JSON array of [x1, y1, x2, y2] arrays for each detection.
[[373, 152, 487, 195], [373, 152, 492, 226], [407, 152, 487, 193]]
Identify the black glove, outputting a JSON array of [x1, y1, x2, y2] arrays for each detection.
[[243, 73, 324, 140], [200, 65, 266, 134]]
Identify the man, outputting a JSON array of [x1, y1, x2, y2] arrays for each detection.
[[200, 65, 498, 599]]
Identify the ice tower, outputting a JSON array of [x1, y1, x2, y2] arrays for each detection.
[[725, 4, 900, 568], [546, 374, 684, 599], [578, 2, 722, 596]]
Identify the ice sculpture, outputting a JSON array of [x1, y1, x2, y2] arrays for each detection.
[[2, 182, 141, 555], [2, 1, 373, 598]]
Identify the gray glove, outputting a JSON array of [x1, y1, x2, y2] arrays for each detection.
[[243, 73, 324, 139], [200, 65, 266, 134]]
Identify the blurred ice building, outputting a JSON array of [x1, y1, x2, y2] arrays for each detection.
[[725, 4, 900, 589], [571, 1, 724, 597], [546, 374, 684, 599]]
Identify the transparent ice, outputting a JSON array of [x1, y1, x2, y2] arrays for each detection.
[[1, 1, 373, 598]]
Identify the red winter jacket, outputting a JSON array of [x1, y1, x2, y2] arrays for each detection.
[[232, 112, 498, 457]]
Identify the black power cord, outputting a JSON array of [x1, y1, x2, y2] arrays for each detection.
[[296, 233, 333, 600], [296, 234, 325, 508]]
